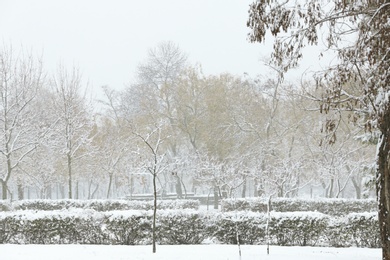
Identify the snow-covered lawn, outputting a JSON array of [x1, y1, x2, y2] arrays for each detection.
[[0, 244, 380, 260]]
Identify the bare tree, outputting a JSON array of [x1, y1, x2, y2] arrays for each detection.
[[131, 121, 169, 253], [129, 41, 187, 155], [0, 46, 45, 200], [50, 64, 94, 199]]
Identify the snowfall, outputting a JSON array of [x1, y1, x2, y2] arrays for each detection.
[[0, 244, 380, 260]]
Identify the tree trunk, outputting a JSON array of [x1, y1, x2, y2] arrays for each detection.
[[254, 179, 259, 197], [175, 175, 183, 199], [46, 184, 52, 199], [241, 176, 246, 198], [107, 173, 113, 199], [377, 117, 390, 260], [1, 180, 7, 200], [17, 182, 24, 200], [67, 153, 72, 199], [213, 186, 219, 210], [351, 176, 362, 199], [329, 178, 334, 198], [152, 172, 157, 253], [75, 181, 79, 199]]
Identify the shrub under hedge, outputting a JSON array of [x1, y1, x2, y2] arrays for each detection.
[[221, 198, 377, 216], [0, 209, 380, 248]]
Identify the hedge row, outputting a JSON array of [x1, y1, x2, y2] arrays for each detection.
[[0, 209, 380, 248], [221, 198, 377, 216], [0, 199, 199, 212], [213, 211, 380, 248]]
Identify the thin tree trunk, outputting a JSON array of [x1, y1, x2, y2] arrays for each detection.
[[152, 172, 157, 253], [351, 176, 362, 199], [241, 176, 246, 198], [17, 182, 24, 200], [67, 153, 72, 199], [3, 155, 12, 200], [213, 186, 219, 210], [254, 179, 259, 197], [75, 181, 79, 199], [1, 180, 7, 200], [107, 173, 113, 199]]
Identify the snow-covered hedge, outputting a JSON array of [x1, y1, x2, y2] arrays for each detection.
[[209, 212, 328, 246], [0, 209, 380, 247], [105, 210, 151, 245], [0, 209, 107, 244], [0, 209, 205, 245], [326, 212, 380, 248], [209, 212, 267, 244], [269, 212, 328, 246], [104, 210, 207, 245], [0, 201, 11, 211], [221, 198, 377, 216], [8, 199, 199, 211], [157, 210, 207, 245]]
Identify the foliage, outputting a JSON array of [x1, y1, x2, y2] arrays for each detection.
[[221, 198, 377, 216]]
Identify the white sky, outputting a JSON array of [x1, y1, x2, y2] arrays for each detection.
[[0, 0, 331, 99]]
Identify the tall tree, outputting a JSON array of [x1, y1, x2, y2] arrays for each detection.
[[0, 46, 45, 199], [247, 0, 389, 258], [129, 41, 188, 155], [50, 65, 94, 199]]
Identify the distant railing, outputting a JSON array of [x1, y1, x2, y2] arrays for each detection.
[[125, 193, 215, 205]]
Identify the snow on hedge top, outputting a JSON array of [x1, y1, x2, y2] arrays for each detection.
[[221, 197, 377, 215], [5, 199, 199, 212], [0, 208, 104, 221]]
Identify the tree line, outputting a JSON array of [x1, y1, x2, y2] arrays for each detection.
[[0, 42, 374, 202]]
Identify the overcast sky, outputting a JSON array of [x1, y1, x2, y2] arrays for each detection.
[[0, 0, 330, 99]]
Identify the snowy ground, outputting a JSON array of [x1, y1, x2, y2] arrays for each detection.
[[0, 244, 380, 260]]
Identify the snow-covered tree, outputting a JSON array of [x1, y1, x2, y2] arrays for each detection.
[[50, 65, 95, 199], [247, 1, 390, 258], [0, 46, 45, 200], [131, 121, 170, 253]]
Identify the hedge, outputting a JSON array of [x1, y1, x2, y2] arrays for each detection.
[[0, 209, 380, 247], [6, 199, 199, 211], [221, 198, 377, 216]]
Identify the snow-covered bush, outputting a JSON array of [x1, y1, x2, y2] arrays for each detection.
[[221, 198, 376, 216], [209, 211, 327, 246], [0, 210, 107, 244], [326, 216, 352, 247], [11, 199, 199, 211], [104, 210, 151, 245], [157, 210, 207, 245], [13, 200, 86, 211], [0, 201, 11, 211], [326, 212, 380, 248], [209, 212, 267, 244], [0, 215, 18, 243], [346, 213, 381, 248], [269, 212, 328, 246]]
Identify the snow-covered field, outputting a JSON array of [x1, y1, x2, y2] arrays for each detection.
[[0, 244, 380, 260]]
